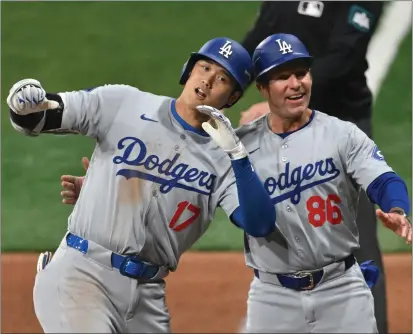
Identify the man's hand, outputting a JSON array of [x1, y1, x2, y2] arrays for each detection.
[[239, 101, 269, 125], [61, 157, 90, 205], [7, 78, 60, 115], [196, 105, 248, 160], [376, 209, 412, 245]]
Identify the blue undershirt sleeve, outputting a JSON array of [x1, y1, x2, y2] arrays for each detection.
[[229, 157, 276, 237], [366, 172, 410, 214]]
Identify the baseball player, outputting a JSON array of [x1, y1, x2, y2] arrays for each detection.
[[239, 5, 389, 330], [6, 37, 276, 333], [234, 33, 411, 333]]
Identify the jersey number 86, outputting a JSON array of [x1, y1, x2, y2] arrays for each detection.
[[306, 194, 342, 227]]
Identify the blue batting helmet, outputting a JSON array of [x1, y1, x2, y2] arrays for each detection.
[[179, 37, 253, 97], [253, 33, 313, 81]]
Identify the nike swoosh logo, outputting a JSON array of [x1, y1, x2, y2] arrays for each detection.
[[248, 147, 260, 154], [140, 114, 158, 123]]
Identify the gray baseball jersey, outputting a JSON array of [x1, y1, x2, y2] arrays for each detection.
[[59, 84, 239, 270], [237, 110, 393, 273]]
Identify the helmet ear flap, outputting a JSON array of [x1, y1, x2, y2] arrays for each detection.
[[222, 87, 243, 109], [179, 54, 200, 85], [179, 60, 191, 85]]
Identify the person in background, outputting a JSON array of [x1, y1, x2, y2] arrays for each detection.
[[239, 2, 387, 332]]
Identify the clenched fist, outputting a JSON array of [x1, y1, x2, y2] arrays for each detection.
[[61, 157, 90, 205], [7, 78, 60, 115]]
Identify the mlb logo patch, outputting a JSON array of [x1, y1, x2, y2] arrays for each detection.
[[348, 5, 374, 32], [371, 145, 385, 161], [297, 1, 324, 18]]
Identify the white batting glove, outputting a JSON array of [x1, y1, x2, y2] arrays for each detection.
[[36, 251, 53, 273], [7, 78, 60, 115], [196, 105, 248, 160]]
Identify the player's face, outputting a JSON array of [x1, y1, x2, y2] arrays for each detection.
[[257, 59, 312, 119], [183, 59, 240, 109]]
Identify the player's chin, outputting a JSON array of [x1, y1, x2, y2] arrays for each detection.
[[189, 94, 213, 109], [196, 99, 223, 110], [285, 105, 307, 117], [286, 100, 309, 114]]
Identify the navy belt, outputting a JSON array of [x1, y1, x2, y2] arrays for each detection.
[[254, 255, 355, 291], [66, 233, 160, 280]]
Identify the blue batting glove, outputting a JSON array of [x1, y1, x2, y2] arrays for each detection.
[[359, 260, 380, 289]]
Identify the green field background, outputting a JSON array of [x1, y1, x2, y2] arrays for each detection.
[[1, 2, 411, 252]]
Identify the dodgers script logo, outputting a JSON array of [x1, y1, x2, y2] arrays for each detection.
[[113, 137, 216, 195], [264, 158, 340, 205]]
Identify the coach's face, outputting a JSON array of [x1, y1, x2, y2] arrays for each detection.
[[184, 59, 240, 109], [257, 59, 312, 119]]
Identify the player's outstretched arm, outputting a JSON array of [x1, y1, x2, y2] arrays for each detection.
[[7, 78, 129, 138], [197, 105, 276, 237], [342, 123, 412, 245], [61, 157, 89, 205]]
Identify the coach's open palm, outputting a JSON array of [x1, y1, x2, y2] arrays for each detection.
[[376, 209, 412, 245], [61, 157, 89, 205]]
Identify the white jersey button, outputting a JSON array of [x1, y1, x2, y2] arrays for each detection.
[[282, 157, 287, 162], [282, 144, 288, 149], [286, 206, 292, 212], [180, 134, 186, 140], [174, 145, 180, 151], [295, 236, 300, 242]]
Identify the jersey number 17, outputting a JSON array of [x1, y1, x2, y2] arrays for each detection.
[[169, 201, 201, 232]]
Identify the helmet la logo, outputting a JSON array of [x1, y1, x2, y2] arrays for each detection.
[[276, 39, 293, 55], [219, 41, 233, 59]]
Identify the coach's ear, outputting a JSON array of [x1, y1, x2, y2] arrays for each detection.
[[256, 82, 270, 100]]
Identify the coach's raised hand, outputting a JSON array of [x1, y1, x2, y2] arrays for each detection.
[[7, 78, 60, 115], [196, 105, 248, 160]]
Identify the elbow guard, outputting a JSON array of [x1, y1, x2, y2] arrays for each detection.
[[9, 93, 71, 136]]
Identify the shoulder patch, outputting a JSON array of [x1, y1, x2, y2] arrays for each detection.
[[348, 5, 374, 32], [371, 145, 385, 161]]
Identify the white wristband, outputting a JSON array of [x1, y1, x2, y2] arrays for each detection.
[[226, 141, 248, 160]]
